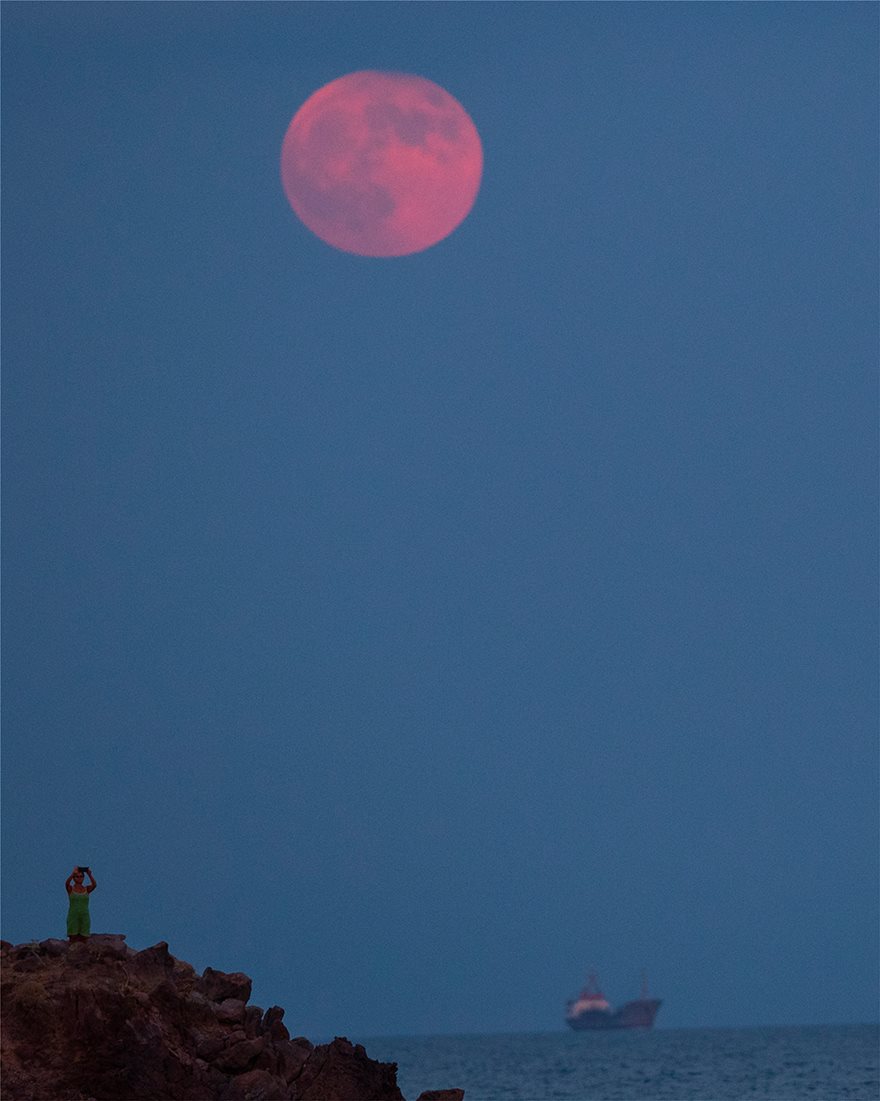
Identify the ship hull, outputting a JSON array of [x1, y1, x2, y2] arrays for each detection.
[[567, 999, 662, 1031]]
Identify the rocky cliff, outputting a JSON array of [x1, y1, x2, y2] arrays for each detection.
[[0, 936, 462, 1101]]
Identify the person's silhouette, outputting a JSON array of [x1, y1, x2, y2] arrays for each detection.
[[65, 866, 97, 942]]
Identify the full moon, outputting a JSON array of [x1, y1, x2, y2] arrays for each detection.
[[280, 71, 483, 257]]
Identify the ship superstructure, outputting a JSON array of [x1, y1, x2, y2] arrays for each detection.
[[565, 971, 661, 1030]]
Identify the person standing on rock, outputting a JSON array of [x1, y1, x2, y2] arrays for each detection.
[[65, 866, 96, 942]]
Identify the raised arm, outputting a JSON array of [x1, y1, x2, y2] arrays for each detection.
[[65, 869, 76, 894], [85, 867, 97, 893]]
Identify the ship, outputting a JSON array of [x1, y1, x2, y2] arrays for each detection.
[[565, 971, 661, 1030]]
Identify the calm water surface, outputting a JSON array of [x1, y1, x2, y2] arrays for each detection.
[[365, 1025, 879, 1101]]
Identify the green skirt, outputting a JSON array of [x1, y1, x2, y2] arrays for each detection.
[[66, 892, 90, 936]]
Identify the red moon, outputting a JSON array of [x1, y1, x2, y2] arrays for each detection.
[[280, 71, 483, 257]]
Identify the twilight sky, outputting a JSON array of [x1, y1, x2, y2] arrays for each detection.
[[2, 2, 877, 1038]]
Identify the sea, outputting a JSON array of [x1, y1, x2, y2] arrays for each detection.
[[364, 1025, 879, 1101]]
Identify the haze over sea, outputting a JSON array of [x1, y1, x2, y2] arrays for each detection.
[[367, 1026, 879, 1101]]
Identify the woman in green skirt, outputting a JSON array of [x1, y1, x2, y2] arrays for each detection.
[[65, 866, 97, 942]]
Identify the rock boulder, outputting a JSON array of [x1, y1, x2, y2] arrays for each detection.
[[0, 937, 461, 1100]]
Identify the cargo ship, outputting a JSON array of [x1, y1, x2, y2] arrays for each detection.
[[565, 971, 661, 1030]]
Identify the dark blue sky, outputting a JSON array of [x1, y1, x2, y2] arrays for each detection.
[[3, 2, 877, 1037]]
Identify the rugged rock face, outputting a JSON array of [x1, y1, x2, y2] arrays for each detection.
[[0, 936, 458, 1101]]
